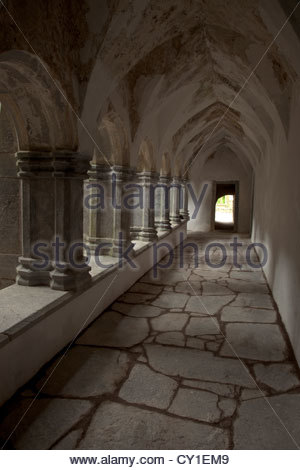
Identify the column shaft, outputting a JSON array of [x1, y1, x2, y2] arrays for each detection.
[[134, 171, 158, 241], [111, 165, 133, 257], [16, 151, 54, 286], [179, 178, 190, 221], [170, 176, 182, 226], [85, 164, 112, 254], [50, 152, 91, 291], [155, 175, 172, 231]]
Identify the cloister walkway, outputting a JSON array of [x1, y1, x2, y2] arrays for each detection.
[[0, 233, 300, 450]]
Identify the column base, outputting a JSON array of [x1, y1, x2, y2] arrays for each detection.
[[16, 257, 52, 287], [134, 227, 158, 242], [180, 211, 190, 221], [156, 220, 172, 232], [50, 263, 91, 291], [170, 215, 181, 227]]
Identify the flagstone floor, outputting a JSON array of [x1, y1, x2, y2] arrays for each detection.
[[1, 233, 300, 450]]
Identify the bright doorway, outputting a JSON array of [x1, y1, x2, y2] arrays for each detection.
[[214, 182, 237, 231]]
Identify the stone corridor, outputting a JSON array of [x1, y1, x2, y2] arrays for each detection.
[[0, 233, 300, 450]]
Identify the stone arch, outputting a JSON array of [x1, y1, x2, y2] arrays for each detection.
[[0, 50, 77, 151], [137, 138, 155, 172], [0, 50, 78, 286], [160, 152, 171, 176], [173, 152, 185, 178], [94, 107, 130, 167]]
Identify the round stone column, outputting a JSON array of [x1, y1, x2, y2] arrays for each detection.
[[50, 151, 91, 291], [135, 171, 158, 242], [16, 151, 55, 286], [110, 165, 133, 257], [85, 163, 112, 254], [155, 174, 172, 232], [179, 178, 190, 221], [170, 176, 182, 226]]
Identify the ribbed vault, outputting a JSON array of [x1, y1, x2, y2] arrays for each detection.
[[79, 0, 296, 182]]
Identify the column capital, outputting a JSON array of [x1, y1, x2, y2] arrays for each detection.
[[88, 163, 111, 180], [111, 165, 133, 182], [159, 174, 172, 184], [16, 150, 53, 177], [172, 175, 183, 185], [53, 151, 91, 178], [137, 170, 159, 184], [16, 151, 91, 178]]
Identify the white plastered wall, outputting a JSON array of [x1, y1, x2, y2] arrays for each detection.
[[188, 147, 253, 234]]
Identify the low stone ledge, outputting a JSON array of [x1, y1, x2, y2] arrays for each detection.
[[0, 223, 187, 405]]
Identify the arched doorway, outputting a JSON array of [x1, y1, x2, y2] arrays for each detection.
[[214, 181, 238, 231]]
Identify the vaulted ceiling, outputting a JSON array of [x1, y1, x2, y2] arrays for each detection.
[[78, 0, 300, 177], [1, 0, 299, 175]]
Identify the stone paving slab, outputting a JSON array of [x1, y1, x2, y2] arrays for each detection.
[[206, 341, 221, 352], [191, 271, 230, 281], [78, 401, 229, 449], [53, 430, 82, 450], [151, 313, 189, 332], [234, 394, 300, 449], [35, 346, 131, 397], [169, 388, 221, 423], [221, 306, 276, 323], [240, 388, 266, 400], [219, 398, 236, 418], [175, 281, 202, 295], [222, 279, 269, 294], [119, 364, 178, 409], [202, 282, 233, 296], [152, 292, 189, 309], [185, 295, 235, 314], [231, 293, 273, 309], [186, 317, 221, 336], [230, 271, 265, 283], [220, 323, 288, 361], [0, 398, 92, 450], [186, 337, 206, 350], [182, 380, 235, 397], [145, 344, 253, 386], [77, 311, 149, 348], [155, 331, 185, 346], [253, 363, 300, 392]]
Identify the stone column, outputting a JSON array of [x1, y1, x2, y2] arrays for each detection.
[[129, 170, 141, 240], [155, 175, 172, 232], [16, 151, 55, 286], [170, 176, 182, 226], [135, 171, 158, 241], [50, 151, 91, 291], [179, 178, 190, 221], [85, 163, 112, 254], [110, 165, 133, 257]]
